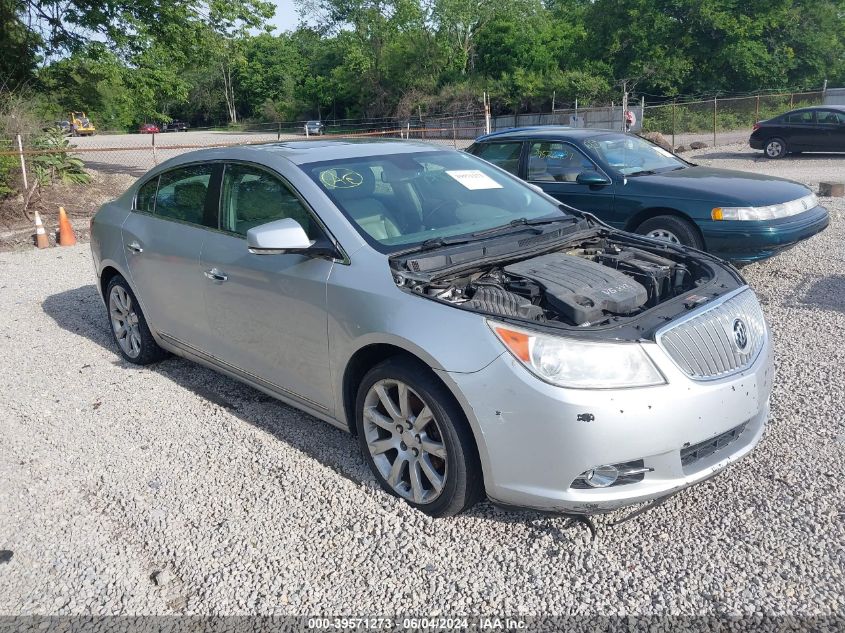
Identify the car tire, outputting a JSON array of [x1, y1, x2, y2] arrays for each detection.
[[105, 275, 168, 365], [355, 357, 483, 517], [636, 215, 704, 250], [764, 137, 787, 159]]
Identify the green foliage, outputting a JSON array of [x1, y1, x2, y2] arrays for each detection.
[[4, 0, 845, 125], [0, 153, 18, 198], [30, 128, 91, 187]]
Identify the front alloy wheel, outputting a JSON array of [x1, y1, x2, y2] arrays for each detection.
[[355, 358, 483, 517], [362, 379, 448, 504]]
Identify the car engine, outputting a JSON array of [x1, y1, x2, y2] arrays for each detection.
[[393, 236, 709, 327]]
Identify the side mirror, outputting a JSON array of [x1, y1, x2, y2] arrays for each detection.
[[247, 218, 315, 255], [576, 171, 611, 186]]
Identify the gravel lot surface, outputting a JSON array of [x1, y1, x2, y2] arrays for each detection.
[[0, 159, 844, 619]]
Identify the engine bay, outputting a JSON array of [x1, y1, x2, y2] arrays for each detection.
[[391, 233, 720, 328]]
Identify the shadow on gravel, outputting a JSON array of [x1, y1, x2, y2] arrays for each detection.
[[793, 274, 845, 313], [42, 284, 600, 540], [83, 161, 149, 177], [691, 150, 759, 160], [41, 284, 368, 487]]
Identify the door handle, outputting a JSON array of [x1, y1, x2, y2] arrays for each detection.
[[126, 241, 143, 253], [204, 268, 228, 282]]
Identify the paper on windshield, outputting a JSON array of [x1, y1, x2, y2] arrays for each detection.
[[446, 170, 503, 190], [653, 147, 675, 158]]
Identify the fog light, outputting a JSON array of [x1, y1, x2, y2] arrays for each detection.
[[582, 465, 619, 488]]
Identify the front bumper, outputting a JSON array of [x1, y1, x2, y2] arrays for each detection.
[[703, 205, 829, 262], [446, 325, 774, 514]]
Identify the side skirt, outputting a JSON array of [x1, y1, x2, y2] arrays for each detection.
[[156, 332, 349, 433]]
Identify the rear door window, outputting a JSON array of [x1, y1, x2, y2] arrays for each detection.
[[470, 142, 523, 175], [154, 165, 216, 227], [785, 111, 815, 124]]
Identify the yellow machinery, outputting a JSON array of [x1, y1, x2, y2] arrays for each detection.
[[69, 112, 96, 136]]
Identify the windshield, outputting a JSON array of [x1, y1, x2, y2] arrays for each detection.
[[585, 135, 686, 175], [306, 150, 571, 252]]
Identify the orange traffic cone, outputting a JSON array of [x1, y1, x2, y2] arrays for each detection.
[[34, 210, 49, 249], [58, 206, 76, 246]]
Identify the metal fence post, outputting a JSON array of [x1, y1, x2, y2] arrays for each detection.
[[16, 134, 28, 192], [452, 119, 457, 149], [755, 94, 760, 124], [672, 101, 676, 149], [713, 96, 717, 147], [152, 132, 157, 164], [277, 122, 281, 140]]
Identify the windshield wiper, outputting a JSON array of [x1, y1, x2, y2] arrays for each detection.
[[411, 216, 577, 254], [417, 236, 474, 251], [471, 215, 576, 238], [627, 169, 658, 177]]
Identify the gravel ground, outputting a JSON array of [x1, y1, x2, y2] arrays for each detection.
[[0, 175, 844, 619], [685, 143, 845, 188]]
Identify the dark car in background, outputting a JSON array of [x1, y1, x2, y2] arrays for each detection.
[[468, 127, 828, 263], [138, 123, 160, 134], [304, 120, 325, 136], [53, 120, 72, 135], [161, 120, 189, 132], [750, 106, 845, 158]]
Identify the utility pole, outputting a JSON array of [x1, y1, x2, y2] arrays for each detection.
[[641, 95, 645, 132], [483, 91, 491, 135]]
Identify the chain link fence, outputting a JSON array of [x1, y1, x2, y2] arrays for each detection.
[[642, 90, 826, 148], [0, 89, 839, 204]]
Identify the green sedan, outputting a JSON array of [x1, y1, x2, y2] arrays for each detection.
[[468, 127, 829, 263]]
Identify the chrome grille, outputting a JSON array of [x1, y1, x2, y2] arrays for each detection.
[[657, 288, 766, 380], [681, 422, 747, 469]]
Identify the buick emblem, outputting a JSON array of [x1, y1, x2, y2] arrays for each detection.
[[733, 318, 749, 352]]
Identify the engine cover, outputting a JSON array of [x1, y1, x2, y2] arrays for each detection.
[[505, 253, 648, 324]]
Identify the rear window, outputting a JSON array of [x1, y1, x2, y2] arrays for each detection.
[[135, 177, 158, 213]]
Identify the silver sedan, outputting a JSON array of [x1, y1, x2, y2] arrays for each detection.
[[90, 140, 773, 517]]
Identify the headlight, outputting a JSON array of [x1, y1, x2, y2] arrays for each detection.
[[712, 193, 817, 221], [489, 321, 665, 389]]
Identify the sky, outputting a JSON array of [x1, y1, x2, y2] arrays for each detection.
[[269, 0, 300, 32]]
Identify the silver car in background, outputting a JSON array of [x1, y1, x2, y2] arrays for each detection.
[[90, 140, 774, 517]]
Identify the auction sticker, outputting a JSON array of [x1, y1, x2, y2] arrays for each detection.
[[446, 170, 503, 190]]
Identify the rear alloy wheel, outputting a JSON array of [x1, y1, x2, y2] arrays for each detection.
[[106, 275, 168, 365], [636, 215, 703, 250], [764, 137, 787, 159], [355, 358, 483, 517]]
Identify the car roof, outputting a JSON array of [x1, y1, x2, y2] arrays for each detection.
[[153, 139, 445, 168], [783, 105, 845, 114], [474, 126, 621, 142]]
